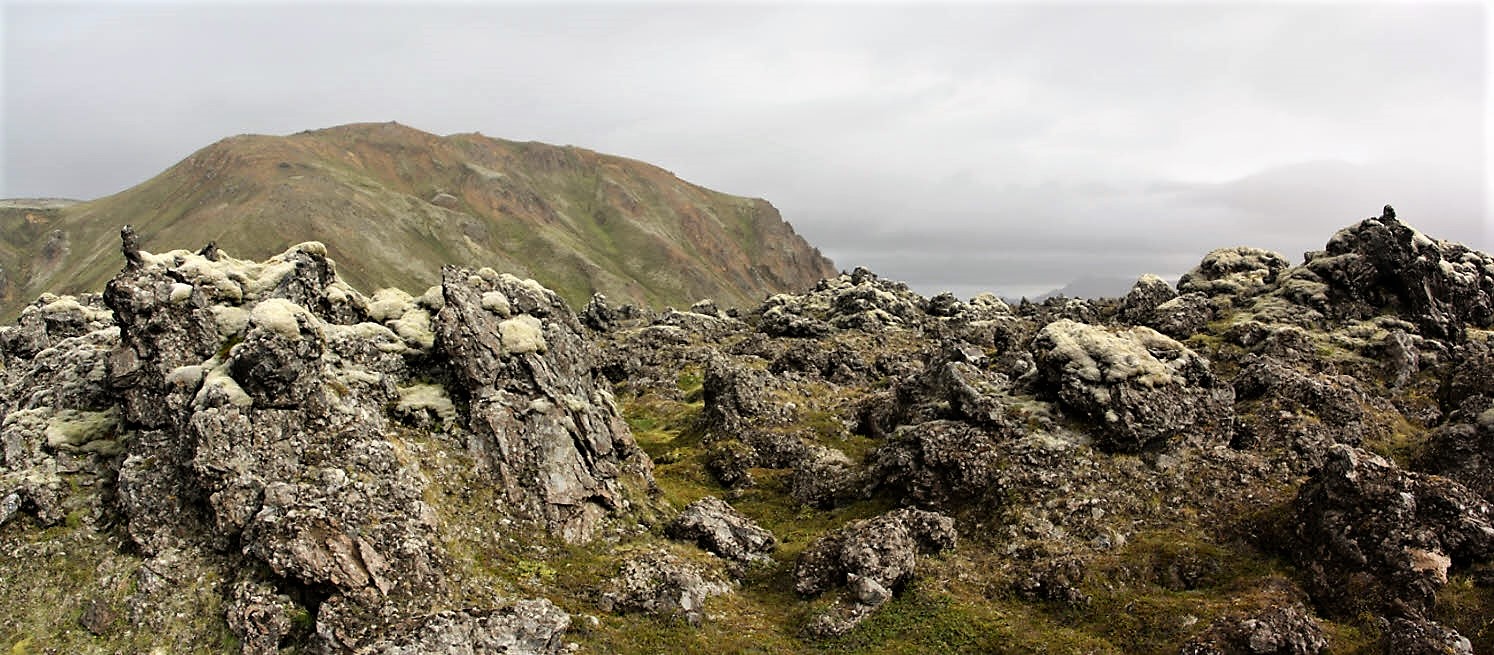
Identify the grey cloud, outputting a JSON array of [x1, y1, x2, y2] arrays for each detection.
[[4, 2, 1487, 296]]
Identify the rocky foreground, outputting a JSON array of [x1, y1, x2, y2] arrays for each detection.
[[3, 206, 1493, 653]]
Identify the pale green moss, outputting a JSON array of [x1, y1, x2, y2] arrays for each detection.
[[209, 306, 249, 339], [367, 288, 416, 323], [196, 361, 253, 409], [42, 409, 118, 451], [499, 315, 547, 354], [481, 291, 513, 317], [1036, 320, 1190, 387], [249, 298, 312, 339], [395, 384, 456, 424], [391, 308, 436, 351]]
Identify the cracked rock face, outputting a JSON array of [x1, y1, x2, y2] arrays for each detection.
[[103, 244, 443, 610], [434, 265, 651, 543], [1031, 319, 1234, 452]]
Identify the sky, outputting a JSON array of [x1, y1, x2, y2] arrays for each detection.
[[3, 1, 1490, 299]]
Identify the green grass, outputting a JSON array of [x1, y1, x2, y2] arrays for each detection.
[[1434, 568, 1494, 653]]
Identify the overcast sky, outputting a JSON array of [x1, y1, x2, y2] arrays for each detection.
[[3, 1, 1489, 298]]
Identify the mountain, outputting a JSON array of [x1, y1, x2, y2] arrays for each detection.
[[4, 206, 1494, 653], [0, 122, 835, 320], [1031, 274, 1147, 302]]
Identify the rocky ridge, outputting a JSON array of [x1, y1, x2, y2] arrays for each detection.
[[4, 206, 1494, 653]]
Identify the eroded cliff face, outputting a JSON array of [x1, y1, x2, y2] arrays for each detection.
[[4, 206, 1494, 654]]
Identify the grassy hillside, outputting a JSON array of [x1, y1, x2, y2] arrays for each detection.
[[0, 122, 835, 320]]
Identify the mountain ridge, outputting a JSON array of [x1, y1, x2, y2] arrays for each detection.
[[0, 122, 836, 320]]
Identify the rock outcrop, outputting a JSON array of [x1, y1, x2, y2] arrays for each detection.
[[1290, 445, 1494, 642], [599, 551, 732, 626], [793, 508, 956, 636], [1031, 319, 1234, 451], [1180, 603, 1328, 655], [357, 600, 573, 655], [1178, 246, 1291, 297], [2, 238, 655, 652], [666, 496, 776, 565], [1308, 206, 1494, 340], [433, 265, 650, 542]]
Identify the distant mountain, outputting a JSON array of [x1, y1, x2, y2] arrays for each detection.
[[0, 122, 836, 320], [1031, 274, 1148, 302]]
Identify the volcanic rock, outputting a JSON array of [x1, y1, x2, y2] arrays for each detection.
[[1031, 319, 1234, 452], [666, 496, 776, 564]]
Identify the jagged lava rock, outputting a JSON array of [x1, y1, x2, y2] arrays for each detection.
[[1383, 616, 1475, 655], [1178, 246, 1291, 297], [1, 235, 660, 651], [1415, 405, 1494, 504], [1180, 603, 1328, 655], [356, 599, 573, 655], [1117, 274, 1179, 324], [1290, 444, 1494, 624], [1230, 355, 1370, 459], [1308, 205, 1494, 340], [755, 266, 926, 336], [1146, 292, 1216, 340], [794, 508, 956, 636], [599, 551, 732, 626]]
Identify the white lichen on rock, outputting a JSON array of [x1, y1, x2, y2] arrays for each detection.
[[196, 360, 254, 409], [210, 305, 250, 340], [391, 308, 436, 352], [168, 283, 194, 304], [417, 285, 445, 312], [969, 293, 1010, 314], [324, 322, 408, 355], [166, 364, 208, 389], [500, 273, 552, 302], [32, 294, 113, 324], [1179, 246, 1289, 296], [146, 241, 332, 303]]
